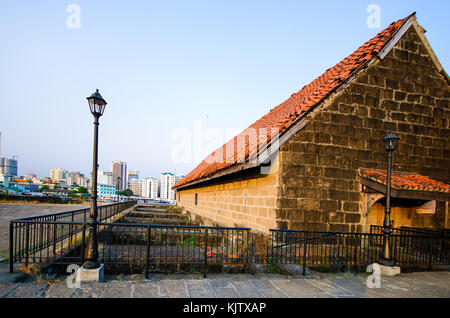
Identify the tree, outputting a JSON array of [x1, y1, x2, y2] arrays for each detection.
[[119, 189, 133, 196], [69, 190, 79, 198], [39, 185, 50, 192], [77, 186, 88, 194]]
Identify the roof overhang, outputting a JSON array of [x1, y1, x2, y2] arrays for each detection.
[[360, 177, 450, 202]]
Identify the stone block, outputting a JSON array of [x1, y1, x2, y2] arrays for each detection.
[[76, 264, 104, 283]]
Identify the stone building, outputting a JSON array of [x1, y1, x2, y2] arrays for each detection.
[[173, 13, 450, 234]]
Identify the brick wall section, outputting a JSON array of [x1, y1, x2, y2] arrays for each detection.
[[177, 155, 281, 233], [278, 26, 449, 232]]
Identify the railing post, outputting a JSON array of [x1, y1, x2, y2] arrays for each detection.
[[53, 215, 57, 254], [81, 224, 86, 265], [204, 228, 208, 278], [25, 223, 30, 267], [353, 234, 358, 275], [145, 226, 151, 279], [9, 222, 14, 273], [303, 232, 307, 276], [428, 237, 434, 270]]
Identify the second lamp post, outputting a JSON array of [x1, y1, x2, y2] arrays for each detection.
[[380, 132, 400, 266]]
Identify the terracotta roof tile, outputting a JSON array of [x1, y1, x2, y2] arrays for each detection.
[[360, 170, 450, 193], [174, 16, 409, 189]]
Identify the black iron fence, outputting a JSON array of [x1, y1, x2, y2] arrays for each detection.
[[9, 201, 136, 272], [270, 228, 450, 274], [9, 200, 449, 277], [10, 220, 253, 277], [371, 225, 450, 238]]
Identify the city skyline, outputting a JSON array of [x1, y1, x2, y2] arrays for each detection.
[[1, 1, 449, 180]]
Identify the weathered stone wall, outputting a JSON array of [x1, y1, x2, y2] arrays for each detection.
[[177, 155, 281, 234], [278, 26, 449, 232]]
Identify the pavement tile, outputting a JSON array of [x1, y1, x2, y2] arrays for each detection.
[[330, 276, 369, 298], [270, 280, 314, 298], [132, 282, 161, 298], [230, 280, 265, 298], [260, 288, 289, 298], [213, 287, 239, 298], [186, 280, 215, 298], [159, 280, 188, 298], [72, 281, 133, 298], [45, 282, 76, 298], [0, 282, 21, 298], [307, 279, 353, 296], [6, 282, 48, 298], [208, 278, 232, 289], [248, 278, 277, 290]]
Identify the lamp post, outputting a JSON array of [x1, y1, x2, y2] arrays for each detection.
[[380, 132, 400, 266], [83, 89, 107, 270]]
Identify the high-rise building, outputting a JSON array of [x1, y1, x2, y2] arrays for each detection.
[[50, 168, 68, 182], [0, 132, 18, 176], [98, 170, 113, 186], [0, 157, 18, 176], [112, 161, 127, 191], [127, 170, 139, 183]]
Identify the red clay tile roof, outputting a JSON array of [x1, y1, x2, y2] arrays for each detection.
[[360, 170, 450, 193], [174, 16, 410, 189]]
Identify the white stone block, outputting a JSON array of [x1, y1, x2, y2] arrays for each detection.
[[76, 263, 104, 282], [367, 263, 401, 277]]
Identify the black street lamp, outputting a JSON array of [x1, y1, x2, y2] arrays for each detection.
[[83, 89, 107, 270], [380, 132, 400, 266]]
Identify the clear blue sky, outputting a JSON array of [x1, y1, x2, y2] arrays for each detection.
[[0, 1, 448, 179]]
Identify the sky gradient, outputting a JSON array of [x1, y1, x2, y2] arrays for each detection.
[[0, 0, 449, 179]]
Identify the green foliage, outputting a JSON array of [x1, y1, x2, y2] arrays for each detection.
[[180, 236, 195, 247], [77, 186, 88, 194], [119, 189, 133, 196], [39, 185, 50, 192], [69, 190, 79, 198]]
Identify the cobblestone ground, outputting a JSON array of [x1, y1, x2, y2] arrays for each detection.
[[0, 264, 449, 298], [0, 203, 86, 258]]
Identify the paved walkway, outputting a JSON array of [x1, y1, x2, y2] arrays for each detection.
[[0, 203, 86, 258], [0, 263, 448, 298]]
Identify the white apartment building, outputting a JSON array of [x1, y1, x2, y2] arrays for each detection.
[[98, 170, 113, 186], [158, 173, 183, 202], [142, 177, 159, 199]]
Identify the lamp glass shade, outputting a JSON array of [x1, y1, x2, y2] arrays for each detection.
[[87, 89, 107, 116], [383, 133, 399, 151]]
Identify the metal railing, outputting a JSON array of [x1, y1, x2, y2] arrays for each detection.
[[10, 220, 253, 277], [370, 225, 450, 237], [269, 228, 449, 274], [9, 201, 136, 272]]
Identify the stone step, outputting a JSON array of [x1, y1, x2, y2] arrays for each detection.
[[135, 207, 168, 212], [122, 217, 187, 225], [128, 212, 184, 219]]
